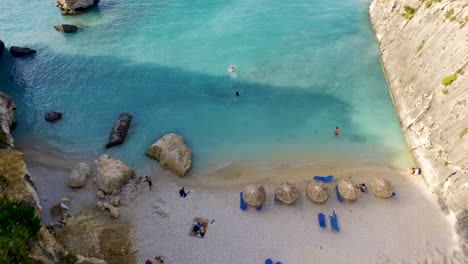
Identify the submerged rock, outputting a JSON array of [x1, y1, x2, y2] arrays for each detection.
[[45, 111, 63, 123], [0, 40, 4, 60], [9, 46, 36, 57], [54, 24, 78, 33], [105, 113, 132, 148], [56, 0, 98, 15], [96, 154, 134, 194], [146, 133, 192, 176], [67, 162, 91, 188]]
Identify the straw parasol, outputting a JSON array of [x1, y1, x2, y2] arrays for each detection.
[[338, 178, 360, 201], [306, 180, 330, 203], [275, 182, 299, 204], [242, 184, 266, 207], [370, 177, 393, 198]]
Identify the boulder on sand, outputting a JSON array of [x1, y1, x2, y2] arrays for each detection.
[[9, 46, 36, 57], [146, 133, 192, 176], [105, 113, 132, 148], [96, 155, 134, 194], [54, 24, 78, 33], [67, 162, 91, 188], [56, 0, 98, 15], [45, 111, 63, 123]]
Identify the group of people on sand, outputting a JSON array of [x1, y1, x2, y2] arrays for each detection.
[[192, 220, 207, 238]]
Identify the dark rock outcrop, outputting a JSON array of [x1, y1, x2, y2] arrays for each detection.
[[54, 24, 79, 33], [45, 111, 63, 123], [9, 46, 36, 58], [0, 40, 4, 60], [105, 113, 132, 148]]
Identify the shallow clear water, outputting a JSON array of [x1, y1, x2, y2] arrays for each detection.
[[0, 0, 411, 171]]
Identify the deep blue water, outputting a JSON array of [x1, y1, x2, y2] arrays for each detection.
[[0, 0, 411, 171]]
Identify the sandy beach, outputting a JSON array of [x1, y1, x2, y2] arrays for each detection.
[[20, 146, 466, 263], [124, 161, 465, 264]]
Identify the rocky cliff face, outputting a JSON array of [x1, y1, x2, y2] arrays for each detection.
[[369, 0, 468, 248], [0, 92, 107, 263], [0, 92, 16, 146]]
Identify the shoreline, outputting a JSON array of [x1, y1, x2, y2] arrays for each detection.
[[15, 133, 466, 263]]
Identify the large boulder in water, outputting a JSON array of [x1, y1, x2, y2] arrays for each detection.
[[45, 111, 62, 123], [67, 162, 91, 188], [146, 133, 192, 176], [105, 113, 132, 148], [10, 46, 36, 58], [56, 0, 98, 15], [96, 154, 134, 194], [0, 40, 4, 60], [54, 24, 78, 33]]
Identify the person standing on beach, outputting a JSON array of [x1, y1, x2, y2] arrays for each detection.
[[334, 127, 339, 136], [144, 176, 153, 191]]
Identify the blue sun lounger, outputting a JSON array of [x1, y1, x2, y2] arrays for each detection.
[[256, 204, 262, 211], [265, 259, 273, 264], [335, 185, 343, 202], [314, 175, 333, 182], [318, 213, 326, 228], [330, 210, 340, 232], [240, 192, 247, 211]]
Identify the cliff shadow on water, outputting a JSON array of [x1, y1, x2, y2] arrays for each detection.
[[0, 47, 409, 174]]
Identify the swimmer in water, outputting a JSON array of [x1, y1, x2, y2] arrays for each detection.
[[235, 91, 240, 96], [228, 65, 236, 73]]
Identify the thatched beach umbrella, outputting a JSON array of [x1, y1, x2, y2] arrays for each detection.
[[306, 180, 330, 203], [370, 178, 393, 198], [338, 178, 360, 201], [242, 184, 266, 207], [275, 182, 298, 204]]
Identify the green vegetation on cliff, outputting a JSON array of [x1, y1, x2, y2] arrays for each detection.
[[441, 74, 457, 85], [417, 40, 426, 52], [403, 5, 416, 20], [0, 176, 41, 264], [423, 0, 440, 8], [444, 8, 455, 21], [0, 131, 7, 149]]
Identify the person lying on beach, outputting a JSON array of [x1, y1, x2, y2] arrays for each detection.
[[193, 221, 201, 232], [155, 256, 165, 263], [145, 259, 153, 264]]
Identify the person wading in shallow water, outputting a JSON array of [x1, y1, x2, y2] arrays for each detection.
[[144, 176, 153, 191], [334, 126, 339, 136]]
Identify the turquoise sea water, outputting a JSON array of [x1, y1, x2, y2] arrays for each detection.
[[0, 0, 411, 171]]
